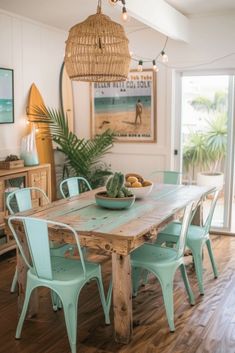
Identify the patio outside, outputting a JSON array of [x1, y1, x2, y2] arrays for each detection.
[[181, 75, 230, 231]]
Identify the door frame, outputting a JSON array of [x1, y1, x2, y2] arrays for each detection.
[[173, 69, 235, 232]]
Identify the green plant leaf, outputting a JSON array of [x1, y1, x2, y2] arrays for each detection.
[[31, 106, 115, 188]]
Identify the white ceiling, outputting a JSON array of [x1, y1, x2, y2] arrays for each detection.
[[0, 0, 235, 33], [165, 0, 235, 16], [0, 0, 141, 31]]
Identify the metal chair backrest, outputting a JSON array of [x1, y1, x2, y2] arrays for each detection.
[[176, 202, 194, 259], [6, 187, 49, 215], [60, 177, 92, 199], [203, 189, 220, 234], [8, 216, 86, 280], [163, 171, 181, 185]]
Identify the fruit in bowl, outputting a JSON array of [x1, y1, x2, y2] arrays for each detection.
[[125, 173, 153, 199], [95, 172, 135, 209]]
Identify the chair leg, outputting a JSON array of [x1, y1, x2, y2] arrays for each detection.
[[106, 279, 113, 315], [15, 281, 34, 339], [191, 246, 204, 295], [132, 266, 142, 297], [95, 270, 111, 325], [179, 264, 195, 305], [206, 239, 218, 278], [11, 267, 18, 293], [51, 290, 62, 311], [158, 273, 175, 332], [60, 293, 78, 353]]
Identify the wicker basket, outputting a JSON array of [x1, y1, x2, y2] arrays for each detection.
[[64, 4, 131, 82]]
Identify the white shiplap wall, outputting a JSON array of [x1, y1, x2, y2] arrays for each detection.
[[0, 10, 66, 158]]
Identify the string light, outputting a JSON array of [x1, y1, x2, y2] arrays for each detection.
[[108, 0, 128, 21], [161, 50, 168, 63], [152, 60, 159, 72], [131, 37, 169, 72], [137, 60, 143, 72], [107, 1, 169, 71], [122, 6, 128, 21]]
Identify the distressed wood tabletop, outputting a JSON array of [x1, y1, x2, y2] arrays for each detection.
[[14, 184, 212, 253]]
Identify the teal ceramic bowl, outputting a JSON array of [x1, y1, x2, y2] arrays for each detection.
[[95, 192, 135, 210]]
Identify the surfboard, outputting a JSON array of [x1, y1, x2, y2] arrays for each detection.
[[26, 83, 56, 200], [59, 62, 75, 133]]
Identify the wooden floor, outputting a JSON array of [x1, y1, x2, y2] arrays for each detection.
[[1, 235, 235, 353]]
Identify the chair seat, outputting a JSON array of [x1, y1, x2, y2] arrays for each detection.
[[160, 222, 207, 242], [30, 257, 99, 282], [131, 243, 178, 267]]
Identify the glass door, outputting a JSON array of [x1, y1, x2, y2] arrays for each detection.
[[174, 72, 235, 232]]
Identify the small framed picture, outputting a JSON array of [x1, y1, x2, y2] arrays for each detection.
[[90, 69, 157, 143], [0, 68, 14, 124]]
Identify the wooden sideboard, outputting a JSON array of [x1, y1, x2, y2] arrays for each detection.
[[0, 164, 51, 255]]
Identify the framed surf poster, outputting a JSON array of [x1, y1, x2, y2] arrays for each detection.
[[0, 68, 14, 124], [90, 69, 157, 143]]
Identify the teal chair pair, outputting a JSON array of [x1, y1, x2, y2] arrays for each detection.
[[6, 187, 72, 294], [156, 189, 220, 295], [8, 216, 110, 353], [60, 177, 92, 199], [131, 202, 195, 332]]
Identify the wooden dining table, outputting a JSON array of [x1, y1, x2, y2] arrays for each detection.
[[10, 183, 214, 344]]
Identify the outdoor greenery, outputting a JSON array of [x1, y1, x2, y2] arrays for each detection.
[[190, 91, 228, 114], [33, 106, 115, 188], [183, 90, 228, 178]]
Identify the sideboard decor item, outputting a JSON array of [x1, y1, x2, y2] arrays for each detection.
[[0, 155, 24, 170], [95, 172, 135, 209], [0, 68, 14, 124], [20, 127, 39, 166], [64, 0, 131, 82]]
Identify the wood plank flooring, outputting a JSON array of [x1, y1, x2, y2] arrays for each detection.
[[0, 235, 235, 353]]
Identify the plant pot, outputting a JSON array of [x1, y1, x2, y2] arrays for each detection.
[[95, 191, 135, 210], [196, 172, 224, 188]]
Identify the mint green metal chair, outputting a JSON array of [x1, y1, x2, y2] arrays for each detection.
[[151, 170, 181, 185], [131, 202, 195, 332], [163, 171, 181, 184], [60, 177, 92, 199], [155, 189, 220, 295], [8, 216, 110, 353], [6, 187, 72, 294]]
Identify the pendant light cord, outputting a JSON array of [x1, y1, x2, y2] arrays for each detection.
[[97, 0, 102, 13]]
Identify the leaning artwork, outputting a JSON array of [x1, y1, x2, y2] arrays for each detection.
[[0, 68, 14, 124], [91, 69, 157, 142]]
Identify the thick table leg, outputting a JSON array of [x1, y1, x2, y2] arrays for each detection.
[[112, 253, 133, 344]]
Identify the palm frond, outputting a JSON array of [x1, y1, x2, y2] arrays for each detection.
[[31, 106, 115, 187]]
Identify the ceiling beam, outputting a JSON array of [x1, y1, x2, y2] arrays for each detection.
[[125, 0, 189, 42]]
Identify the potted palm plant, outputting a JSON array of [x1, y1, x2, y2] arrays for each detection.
[[196, 114, 226, 188], [183, 114, 227, 188], [31, 106, 115, 190]]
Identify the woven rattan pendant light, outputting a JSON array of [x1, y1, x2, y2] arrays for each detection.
[[64, 0, 131, 82]]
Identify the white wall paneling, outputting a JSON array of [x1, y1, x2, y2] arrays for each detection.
[[0, 10, 66, 158]]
